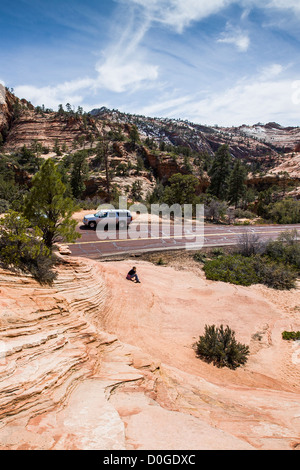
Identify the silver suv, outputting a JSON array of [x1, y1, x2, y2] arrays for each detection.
[[83, 209, 133, 230]]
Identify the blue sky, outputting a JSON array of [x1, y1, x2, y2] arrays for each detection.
[[1, 0, 300, 126]]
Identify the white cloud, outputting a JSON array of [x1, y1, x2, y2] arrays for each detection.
[[10, 0, 300, 123], [124, 0, 232, 33], [197, 78, 296, 126], [14, 77, 94, 109], [0, 83, 6, 105], [14, 50, 159, 108], [266, 0, 300, 13], [217, 25, 250, 51], [292, 80, 300, 105], [259, 63, 284, 80], [122, 0, 300, 35], [143, 72, 299, 127], [138, 94, 193, 116], [95, 59, 158, 93], [127, 0, 300, 31], [91, 7, 159, 93]]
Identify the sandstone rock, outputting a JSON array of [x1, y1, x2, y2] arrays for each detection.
[[0, 257, 299, 450], [58, 245, 72, 255]]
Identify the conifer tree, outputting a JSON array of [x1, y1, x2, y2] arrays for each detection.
[[70, 150, 89, 199], [228, 159, 247, 208], [163, 173, 199, 205], [129, 125, 140, 150], [24, 159, 80, 249], [208, 144, 232, 200]]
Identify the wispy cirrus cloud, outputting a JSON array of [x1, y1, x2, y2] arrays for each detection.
[[93, 12, 158, 93], [217, 24, 250, 52], [8, 0, 300, 126], [138, 63, 298, 126], [266, 0, 300, 14], [122, 0, 232, 33], [120, 0, 300, 33]]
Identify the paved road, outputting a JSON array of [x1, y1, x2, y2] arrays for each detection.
[[68, 221, 300, 259]]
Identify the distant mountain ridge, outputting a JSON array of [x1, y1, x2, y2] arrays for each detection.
[[89, 106, 300, 152], [89, 106, 300, 174], [1, 91, 300, 200]]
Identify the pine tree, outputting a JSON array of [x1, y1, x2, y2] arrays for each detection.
[[57, 104, 64, 115], [24, 159, 80, 249], [129, 125, 140, 150], [66, 103, 72, 113], [96, 138, 110, 199], [208, 145, 232, 200], [70, 150, 89, 199], [228, 159, 247, 208]]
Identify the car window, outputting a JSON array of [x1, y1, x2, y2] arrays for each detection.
[[118, 211, 129, 217], [96, 212, 107, 218]]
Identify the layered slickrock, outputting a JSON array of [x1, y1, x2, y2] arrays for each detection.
[[0, 86, 34, 143], [2, 111, 96, 152], [0, 259, 110, 448], [0, 256, 299, 450]]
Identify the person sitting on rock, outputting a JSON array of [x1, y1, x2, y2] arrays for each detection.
[[126, 266, 141, 283]]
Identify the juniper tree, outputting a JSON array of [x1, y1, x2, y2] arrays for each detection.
[[0, 211, 56, 284]]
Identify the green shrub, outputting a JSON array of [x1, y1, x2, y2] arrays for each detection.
[[193, 251, 207, 263], [203, 254, 297, 290], [234, 208, 256, 219], [252, 256, 297, 290], [0, 211, 57, 284], [282, 331, 300, 341], [236, 231, 265, 257], [0, 198, 10, 214], [267, 198, 300, 224], [211, 247, 224, 257], [264, 230, 300, 272], [195, 324, 250, 369], [203, 254, 259, 286]]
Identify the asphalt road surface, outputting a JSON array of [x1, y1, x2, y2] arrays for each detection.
[[68, 221, 300, 259]]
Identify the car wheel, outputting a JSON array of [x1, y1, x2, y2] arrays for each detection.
[[89, 221, 96, 230], [118, 221, 127, 230]]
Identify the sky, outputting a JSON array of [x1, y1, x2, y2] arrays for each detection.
[[1, 0, 300, 126]]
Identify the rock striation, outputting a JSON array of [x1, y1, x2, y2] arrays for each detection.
[[1, 93, 300, 197], [0, 256, 299, 450]]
